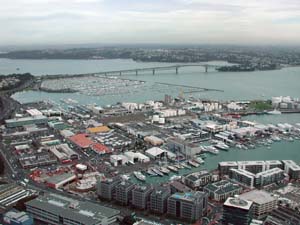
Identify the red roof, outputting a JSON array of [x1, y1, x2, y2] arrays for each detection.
[[91, 143, 111, 154], [69, 134, 93, 149]]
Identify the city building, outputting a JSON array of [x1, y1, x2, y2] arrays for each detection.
[[5, 115, 48, 128], [97, 176, 121, 200], [0, 184, 35, 209], [183, 170, 212, 189], [218, 161, 238, 176], [282, 160, 300, 179], [167, 192, 208, 222], [230, 168, 255, 188], [132, 185, 153, 209], [239, 190, 277, 220], [204, 180, 242, 201], [267, 206, 300, 225], [3, 210, 33, 225], [150, 186, 171, 214], [45, 172, 77, 189], [222, 196, 253, 225], [169, 180, 191, 193], [254, 168, 285, 187], [25, 193, 120, 225], [115, 181, 135, 205]]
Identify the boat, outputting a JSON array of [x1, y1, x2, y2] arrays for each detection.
[[174, 164, 183, 169], [271, 136, 281, 142], [152, 168, 164, 177], [268, 109, 282, 115], [188, 160, 200, 167], [214, 143, 229, 151], [133, 171, 146, 182], [167, 165, 178, 173], [159, 167, 170, 175], [170, 175, 182, 181], [206, 146, 219, 155], [146, 168, 157, 176], [121, 174, 131, 181], [181, 162, 191, 169], [194, 157, 205, 164]]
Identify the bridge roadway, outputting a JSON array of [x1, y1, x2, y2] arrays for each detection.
[[93, 64, 220, 76]]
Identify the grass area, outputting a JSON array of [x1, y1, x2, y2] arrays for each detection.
[[249, 100, 273, 111]]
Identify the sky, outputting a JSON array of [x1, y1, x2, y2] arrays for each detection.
[[1, 0, 300, 46]]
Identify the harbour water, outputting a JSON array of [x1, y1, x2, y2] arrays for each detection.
[[1, 58, 300, 184]]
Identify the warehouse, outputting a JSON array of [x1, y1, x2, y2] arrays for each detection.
[[145, 147, 167, 159], [5, 115, 48, 128]]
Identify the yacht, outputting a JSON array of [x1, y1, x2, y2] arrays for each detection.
[[170, 175, 182, 181], [268, 109, 282, 115], [167, 165, 178, 173], [146, 168, 157, 176], [181, 162, 191, 169], [188, 160, 200, 167], [152, 168, 164, 177], [215, 143, 229, 151], [194, 157, 205, 164], [133, 171, 146, 182], [159, 167, 170, 175]]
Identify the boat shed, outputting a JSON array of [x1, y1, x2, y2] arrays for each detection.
[[145, 147, 167, 159]]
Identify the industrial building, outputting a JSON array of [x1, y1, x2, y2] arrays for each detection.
[[25, 193, 120, 225], [3, 210, 33, 225], [0, 184, 35, 209], [183, 170, 212, 189], [97, 176, 121, 200], [5, 115, 48, 128], [239, 190, 277, 219], [204, 180, 242, 201], [222, 196, 253, 225], [149, 186, 171, 214], [45, 172, 77, 189], [19, 153, 57, 169], [115, 181, 135, 205], [49, 144, 79, 162], [167, 191, 208, 222], [132, 185, 153, 209]]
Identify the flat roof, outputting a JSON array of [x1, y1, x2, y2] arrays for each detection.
[[239, 190, 276, 205], [25, 193, 119, 225], [87, 126, 110, 133]]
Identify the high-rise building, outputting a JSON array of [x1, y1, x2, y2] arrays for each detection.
[[150, 186, 171, 214], [115, 181, 135, 205], [132, 185, 153, 209], [222, 196, 253, 225], [167, 191, 208, 222]]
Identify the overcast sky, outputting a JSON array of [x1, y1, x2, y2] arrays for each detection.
[[1, 0, 300, 46]]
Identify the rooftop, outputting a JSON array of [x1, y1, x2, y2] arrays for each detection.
[[25, 193, 119, 225], [224, 197, 253, 210], [239, 190, 277, 205]]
